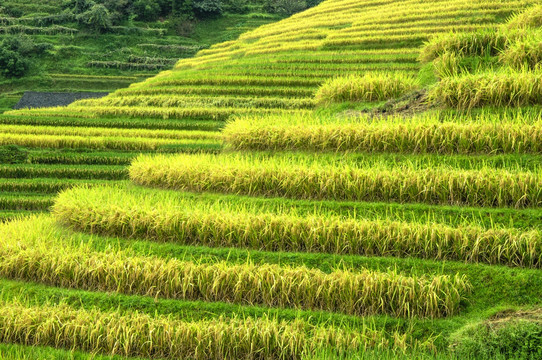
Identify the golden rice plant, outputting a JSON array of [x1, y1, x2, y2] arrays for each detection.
[[429, 70, 542, 109], [432, 51, 463, 79], [506, 5, 542, 29], [0, 216, 469, 318], [0, 124, 221, 141], [315, 73, 418, 104], [223, 114, 542, 154], [129, 153, 542, 208], [419, 29, 511, 62], [53, 185, 542, 268], [0, 133, 214, 151], [0, 301, 407, 359], [499, 31, 542, 70]]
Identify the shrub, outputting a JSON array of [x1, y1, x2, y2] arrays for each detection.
[[0, 146, 27, 164], [0, 48, 30, 78], [450, 311, 542, 359], [193, 0, 223, 18], [63, 0, 95, 14], [315, 73, 418, 104], [132, 0, 161, 21], [264, 0, 308, 15], [77, 4, 112, 32], [223, 0, 249, 14]]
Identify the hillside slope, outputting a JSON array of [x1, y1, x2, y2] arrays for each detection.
[[0, 0, 285, 111], [0, 0, 532, 219], [1, 1, 542, 359], [8, 0, 533, 118]]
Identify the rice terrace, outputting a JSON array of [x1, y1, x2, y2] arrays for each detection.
[[1, 0, 542, 358]]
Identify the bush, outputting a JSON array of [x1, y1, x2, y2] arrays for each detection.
[[451, 312, 542, 360], [77, 4, 112, 32], [0, 146, 28, 164], [223, 0, 249, 14], [132, 0, 161, 21], [2, 36, 52, 57], [100, 0, 131, 24], [169, 18, 195, 36], [0, 48, 30, 78], [264, 0, 307, 15], [63, 0, 95, 13], [193, 0, 223, 18], [315, 73, 418, 104], [0, 5, 23, 17]]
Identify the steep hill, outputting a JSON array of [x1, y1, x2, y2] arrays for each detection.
[[0, 0, 532, 219], [8, 0, 532, 117], [1, 0, 542, 359], [0, 0, 287, 111]]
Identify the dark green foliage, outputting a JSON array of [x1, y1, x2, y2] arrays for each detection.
[[193, 0, 223, 18], [223, 0, 249, 14], [305, 0, 323, 7], [264, 0, 308, 15], [63, 0, 96, 14], [2, 36, 52, 57], [0, 48, 30, 78], [0, 5, 23, 18], [0, 36, 46, 78], [172, 0, 195, 18], [0, 146, 28, 164], [132, 0, 162, 21], [76, 4, 112, 32], [101, 0, 132, 24], [451, 314, 542, 359]]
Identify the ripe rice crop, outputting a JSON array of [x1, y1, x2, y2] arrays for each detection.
[[506, 5, 542, 29], [0, 164, 127, 180], [315, 73, 418, 104], [0, 195, 52, 211], [112, 85, 316, 98], [130, 153, 542, 208], [0, 301, 407, 359], [143, 75, 324, 88], [499, 31, 542, 69], [0, 124, 221, 141], [0, 178, 113, 193], [0, 216, 469, 318], [223, 114, 542, 154], [419, 29, 511, 62], [0, 133, 217, 151], [90, 95, 316, 110], [0, 115, 224, 131], [53, 185, 542, 268], [429, 70, 542, 109]]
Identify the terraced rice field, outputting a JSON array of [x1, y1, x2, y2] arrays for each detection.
[[1, 0, 542, 358]]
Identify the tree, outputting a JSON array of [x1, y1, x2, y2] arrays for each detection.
[[172, 0, 194, 19], [193, 0, 223, 18], [223, 0, 249, 14], [77, 4, 112, 32], [63, 0, 95, 14], [133, 0, 162, 21], [264, 0, 307, 15], [0, 48, 30, 78]]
